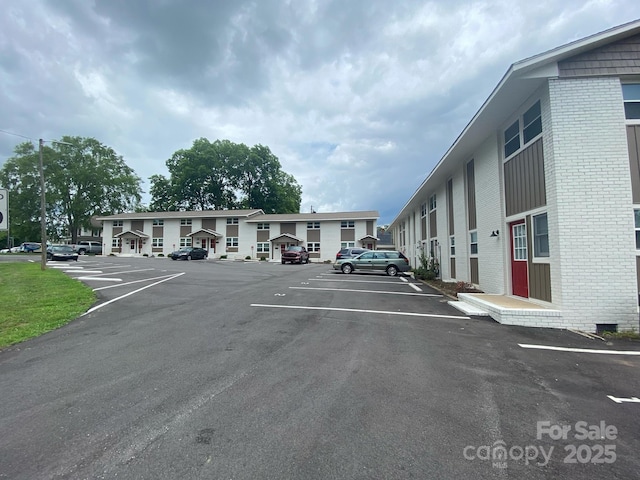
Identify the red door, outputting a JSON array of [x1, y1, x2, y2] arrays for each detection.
[[510, 221, 529, 298]]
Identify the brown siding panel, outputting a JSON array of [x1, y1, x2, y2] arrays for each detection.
[[257, 231, 269, 242], [280, 223, 296, 235], [341, 229, 355, 241], [113, 227, 123, 235], [152, 226, 163, 237], [131, 220, 144, 232], [470, 257, 479, 285], [366, 221, 374, 236], [467, 160, 477, 230], [180, 226, 192, 237], [637, 257, 640, 296], [307, 230, 320, 242], [429, 211, 437, 237], [421, 217, 427, 239], [504, 139, 547, 217], [628, 126, 640, 203], [447, 179, 454, 235], [559, 34, 640, 77], [226, 225, 239, 237], [529, 263, 552, 302], [202, 218, 217, 230], [450, 258, 456, 279]]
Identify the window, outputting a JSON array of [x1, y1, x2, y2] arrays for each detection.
[[179, 237, 192, 247], [504, 100, 542, 158], [504, 120, 520, 158], [341, 220, 355, 228], [308, 242, 320, 252], [429, 194, 436, 211], [421, 203, 427, 217], [227, 218, 239, 225], [113, 220, 123, 227], [152, 238, 164, 247], [341, 241, 355, 248], [523, 101, 542, 143], [635, 210, 640, 249], [257, 223, 270, 230], [513, 224, 527, 260], [449, 236, 455, 257], [111, 239, 119, 247], [470, 231, 478, 255], [226, 237, 239, 247], [307, 221, 320, 229], [180, 219, 192, 226], [533, 213, 549, 257], [257, 242, 270, 253], [153, 219, 164, 226], [623, 84, 640, 120]]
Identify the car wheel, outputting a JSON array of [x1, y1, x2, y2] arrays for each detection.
[[386, 265, 398, 276], [281, 260, 285, 264], [171, 257, 176, 260], [187, 255, 192, 260], [78, 249, 86, 255], [341, 263, 353, 274]]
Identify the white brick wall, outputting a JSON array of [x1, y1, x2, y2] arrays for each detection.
[[546, 77, 638, 331], [473, 136, 506, 294]]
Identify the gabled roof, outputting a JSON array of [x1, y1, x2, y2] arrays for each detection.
[[95, 209, 264, 221], [390, 19, 640, 228], [359, 235, 378, 241], [268, 233, 304, 242], [186, 229, 223, 237], [246, 211, 379, 223], [114, 229, 149, 238]]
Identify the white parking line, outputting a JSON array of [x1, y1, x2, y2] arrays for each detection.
[[289, 286, 440, 297], [519, 344, 640, 355], [83, 272, 185, 315], [310, 278, 417, 285], [251, 303, 470, 320], [607, 395, 640, 404], [70, 268, 155, 278], [77, 277, 122, 282], [93, 274, 182, 291]]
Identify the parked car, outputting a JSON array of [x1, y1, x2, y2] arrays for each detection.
[[281, 245, 309, 264], [336, 247, 370, 260], [19, 242, 42, 253], [333, 250, 410, 276], [72, 241, 102, 255], [47, 244, 79, 261], [168, 247, 208, 260]]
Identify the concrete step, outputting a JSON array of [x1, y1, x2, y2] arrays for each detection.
[[447, 300, 490, 316]]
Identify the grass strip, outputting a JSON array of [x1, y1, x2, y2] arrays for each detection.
[[0, 262, 96, 349]]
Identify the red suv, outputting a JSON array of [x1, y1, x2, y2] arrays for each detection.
[[281, 246, 310, 264]]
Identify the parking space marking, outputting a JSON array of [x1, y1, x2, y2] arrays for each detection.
[[92, 273, 183, 291], [68, 268, 156, 278], [607, 395, 640, 404], [289, 286, 441, 297], [82, 272, 185, 315], [251, 303, 470, 320], [310, 278, 417, 286], [408, 282, 423, 292], [519, 344, 640, 355], [77, 277, 122, 282]]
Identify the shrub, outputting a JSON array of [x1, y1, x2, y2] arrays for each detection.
[[143, 253, 149, 257], [245, 255, 251, 260], [259, 256, 267, 261], [158, 253, 164, 257], [220, 255, 227, 259]]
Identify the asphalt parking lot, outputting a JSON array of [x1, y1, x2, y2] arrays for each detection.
[[1, 255, 639, 479]]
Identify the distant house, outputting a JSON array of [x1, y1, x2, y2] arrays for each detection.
[[95, 209, 379, 262], [389, 20, 640, 333]]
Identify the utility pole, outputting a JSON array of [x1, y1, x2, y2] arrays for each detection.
[[38, 139, 47, 270]]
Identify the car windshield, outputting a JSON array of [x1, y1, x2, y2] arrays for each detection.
[[287, 246, 303, 251], [179, 247, 193, 252], [53, 246, 73, 252]]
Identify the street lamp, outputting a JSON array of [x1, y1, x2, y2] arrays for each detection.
[[38, 138, 75, 270]]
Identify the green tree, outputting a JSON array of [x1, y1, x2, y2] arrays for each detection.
[[151, 138, 302, 213], [0, 137, 142, 243]]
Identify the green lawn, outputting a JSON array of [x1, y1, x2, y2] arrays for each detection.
[[0, 262, 96, 349]]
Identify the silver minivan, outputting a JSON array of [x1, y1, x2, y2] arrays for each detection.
[[333, 250, 410, 276]]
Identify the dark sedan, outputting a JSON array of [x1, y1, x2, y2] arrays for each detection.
[[47, 245, 79, 261], [169, 247, 208, 260]]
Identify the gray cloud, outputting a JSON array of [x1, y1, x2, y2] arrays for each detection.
[[1, 0, 638, 223]]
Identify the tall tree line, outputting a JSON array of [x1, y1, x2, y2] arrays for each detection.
[[149, 138, 301, 213]]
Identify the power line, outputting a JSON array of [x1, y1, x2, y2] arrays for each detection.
[[0, 129, 33, 141]]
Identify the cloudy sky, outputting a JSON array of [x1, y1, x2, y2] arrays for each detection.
[[1, 1, 639, 224]]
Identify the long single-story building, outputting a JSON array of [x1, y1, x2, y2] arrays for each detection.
[[389, 19, 640, 333], [95, 209, 379, 263]]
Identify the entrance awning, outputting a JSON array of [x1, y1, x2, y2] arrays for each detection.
[[358, 235, 378, 242], [114, 230, 149, 239], [268, 233, 304, 242], [186, 229, 223, 238]]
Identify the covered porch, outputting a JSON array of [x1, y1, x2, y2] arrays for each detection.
[[113, 230, 149, 255], [269, 233, 305, 262], [187, 229, 223, 258]]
